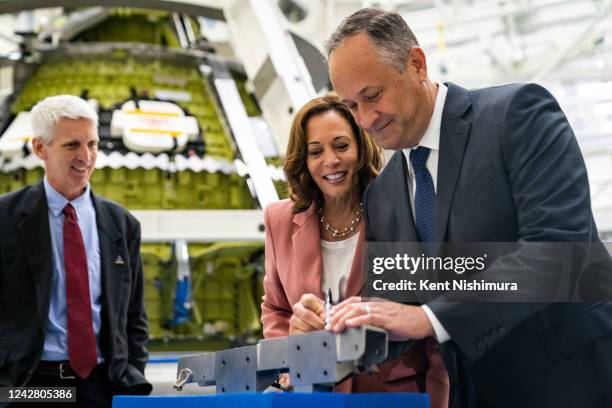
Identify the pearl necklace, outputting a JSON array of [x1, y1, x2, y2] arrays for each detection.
[[319, 202, 363, 238]]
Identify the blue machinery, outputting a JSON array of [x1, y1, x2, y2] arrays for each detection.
[[115, 326, 430, 407]]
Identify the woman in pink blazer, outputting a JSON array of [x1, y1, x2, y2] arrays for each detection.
[[261, 94, 448, 407]]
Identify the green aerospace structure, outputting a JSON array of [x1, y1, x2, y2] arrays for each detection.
[[0, 8, 284, 351]]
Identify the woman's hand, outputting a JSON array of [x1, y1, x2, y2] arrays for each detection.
[[289, 293, 326, 335], [278, 373, 293, 390]]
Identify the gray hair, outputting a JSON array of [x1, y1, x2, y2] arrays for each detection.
[[325, 8, 419, 73], [31, 95, 99, 143]]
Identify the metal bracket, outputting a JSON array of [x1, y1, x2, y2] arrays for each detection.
[[175, 352, 215, 388], [175, 326, 389, 393], [215, 345, 259, 393]]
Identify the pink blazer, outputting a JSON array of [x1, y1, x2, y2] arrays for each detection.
[[261, 199, 449, 408]]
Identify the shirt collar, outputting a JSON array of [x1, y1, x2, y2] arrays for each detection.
[[405, 82, 447, 153], [43, 176, 92, 218]]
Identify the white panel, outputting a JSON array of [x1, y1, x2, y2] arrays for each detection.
[[133, 210, 265, 242]]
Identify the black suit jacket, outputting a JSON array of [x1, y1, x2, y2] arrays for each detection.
[[0, 181, 151, 394], [364, 83, 612, 407]]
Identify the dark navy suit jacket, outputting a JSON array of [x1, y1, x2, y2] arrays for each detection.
[[0, 181, 151, 394], [364, 83, 612, 408]]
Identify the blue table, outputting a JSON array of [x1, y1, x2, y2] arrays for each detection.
[[114, 393, 429, 408]]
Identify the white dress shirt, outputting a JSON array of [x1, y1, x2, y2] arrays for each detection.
[[401, 83, 451, 343]]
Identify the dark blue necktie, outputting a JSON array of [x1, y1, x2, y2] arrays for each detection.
[[410, 147, 436, 242]]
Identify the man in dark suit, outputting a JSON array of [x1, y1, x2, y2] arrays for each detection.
[[325, 8, 612, 408], [0, 95, 151, 406]]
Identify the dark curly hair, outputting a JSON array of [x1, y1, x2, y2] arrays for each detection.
[[284, 93, 383, 213]]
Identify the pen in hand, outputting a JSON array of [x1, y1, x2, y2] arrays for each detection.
[[325, 288, 332, 327]]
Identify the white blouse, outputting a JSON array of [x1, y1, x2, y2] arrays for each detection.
[[320, 232, 360, 302]]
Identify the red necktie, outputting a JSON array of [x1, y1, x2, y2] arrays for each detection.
[[63, 203, 97, 379]]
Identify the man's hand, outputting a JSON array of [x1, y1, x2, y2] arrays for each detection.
[[325, 296, 434, 341], [289, 293, 326, 335]]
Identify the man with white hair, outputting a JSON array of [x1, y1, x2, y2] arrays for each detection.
[[0, 95, 151, 406]]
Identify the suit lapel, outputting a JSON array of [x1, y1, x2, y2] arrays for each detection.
[[436, 83, 472, 242], [92, 193, 125, 337], [386, 151, 418, 242], [16, 182, 53, 328], [292, 203, 325, 299]]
